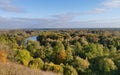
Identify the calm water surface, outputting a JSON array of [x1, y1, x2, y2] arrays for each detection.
[[26, 36, 37, 41]]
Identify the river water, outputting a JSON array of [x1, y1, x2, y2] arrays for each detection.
[[26, 36, 37, 41]]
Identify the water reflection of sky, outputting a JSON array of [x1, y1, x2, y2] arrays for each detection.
[[26, 36, 37, 41]]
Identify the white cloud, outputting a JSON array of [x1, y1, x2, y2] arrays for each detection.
[[53, 13, 80, 21], [90, 0, 120, 14], [92, 8, 106, 13], [0, 0, 22, 12], [103, 0, 120, 8]]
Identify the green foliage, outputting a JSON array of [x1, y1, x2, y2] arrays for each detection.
[[51, 41, 65, 63], [73, 56, 90, 72], [29, 58, 44, 69], [16, 49, 33, 66], [74, 42, 85, 58], [64, 65, 78, 75], [98, 58, 117, 72], [44, 43, 53, 62], [53, 41, 65, 53], [27, 40, 40, 50], [43, 62, 63, 74], [109, 46, 117, 55], [34, 46, 46, 59], [27, 40, 40, 56], [84, 43, 103, 59], [114, 51, 120, 70], [66, 48, 73, 63], [79, 37, 88, 45]]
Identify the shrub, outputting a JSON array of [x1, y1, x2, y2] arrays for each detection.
[[29, 58, 44, 69], [16, 49, 33, 66]]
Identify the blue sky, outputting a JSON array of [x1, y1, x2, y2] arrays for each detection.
[[0, 0, 120, 29]]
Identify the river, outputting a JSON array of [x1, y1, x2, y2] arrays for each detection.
[[26, 36, 37, 41]]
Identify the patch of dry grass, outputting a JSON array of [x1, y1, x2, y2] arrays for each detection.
[[0, 62, 60, 75]]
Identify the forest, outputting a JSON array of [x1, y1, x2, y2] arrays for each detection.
[[0, 29, 120, 75]]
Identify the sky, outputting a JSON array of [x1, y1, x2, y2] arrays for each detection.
[[0, 0, 120, 29]]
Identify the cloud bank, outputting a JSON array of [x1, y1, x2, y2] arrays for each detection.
[[103, 0, 120, 8], [0, 15, 120, 29]]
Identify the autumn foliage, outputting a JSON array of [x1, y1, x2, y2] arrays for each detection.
[[0, 50, 7, 63], [0, 30, 120, 75], [57, 50, 66, 63]]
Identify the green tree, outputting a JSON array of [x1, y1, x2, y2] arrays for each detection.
[[34, 46, 46, 59], [66, 48, 73, 63], [79, 37, 88, 45], [114, 51, 120, 70], [43, 62, 63, 74], [44, 43, 53, 62], [64, 64, 78, 75], [73, 56, 90, 72], [85, 43, 103, 59], [16, 49, 32, 66], [98, 58, 117, 72], [29, 58, 44, 69], [53, 41, 64, 53], [74, 42, 85, 58], [27, 40, 40, 56], [110, 46, 117, 56], [52, 41, 65, 63]]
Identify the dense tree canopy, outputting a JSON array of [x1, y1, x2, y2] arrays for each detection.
[[0, 29, 120, 75]]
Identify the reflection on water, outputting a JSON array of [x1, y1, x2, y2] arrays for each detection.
[[26, 36, 37, 41]]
